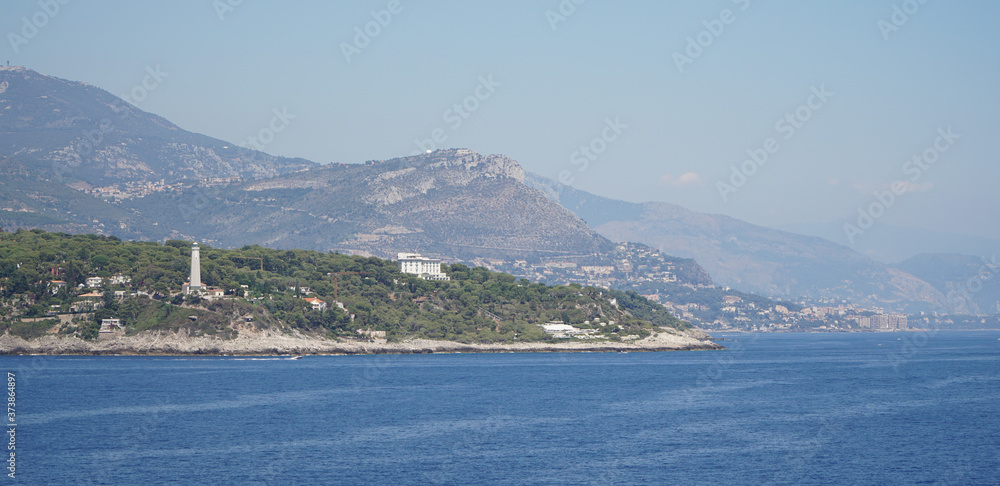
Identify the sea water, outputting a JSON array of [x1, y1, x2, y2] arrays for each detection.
[[7, 331, 1000, 485]]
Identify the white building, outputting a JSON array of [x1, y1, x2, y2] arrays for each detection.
[[397, 253, 450, 280], [539, 322, 595, 338], [304, 297, 328, 311], [99, 319, 122, 333], [541, 323, 579, 334], [85, 276, 104, 288]]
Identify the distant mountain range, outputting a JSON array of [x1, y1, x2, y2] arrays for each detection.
[[780, 222, 1000, 265], [1, 66, 992, 315], [892, 253, 1000, 315], [524, 174, 947, 312]]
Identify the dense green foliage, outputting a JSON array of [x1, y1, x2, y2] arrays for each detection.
[[0, 229, 686, 343]]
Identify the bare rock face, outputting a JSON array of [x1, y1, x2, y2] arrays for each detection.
[[0, 326, 722, 356], [363, 150, 525, 206], [116, 147, 613, 261]]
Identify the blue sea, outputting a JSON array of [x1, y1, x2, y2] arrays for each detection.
[[7, 331, 1000, 485]]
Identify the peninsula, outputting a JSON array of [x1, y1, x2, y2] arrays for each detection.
[[0, 230, 721, 355]]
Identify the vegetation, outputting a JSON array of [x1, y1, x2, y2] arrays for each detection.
[[0, 229, 687, 343], [0, 319, 58, 340]]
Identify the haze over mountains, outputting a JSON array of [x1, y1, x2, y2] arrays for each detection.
[[1, 67, 995, 315], [781, 222, 1000, 266], [525, 174, 948, 311]]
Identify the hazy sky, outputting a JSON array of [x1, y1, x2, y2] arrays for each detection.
[[4, 1, 999, 240]]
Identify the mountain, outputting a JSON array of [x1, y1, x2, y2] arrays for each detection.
[[0, 66, 314, 185], [525, 173, 948, 312], [893, 253, 1000, 315], [126, 148, 618, 260]]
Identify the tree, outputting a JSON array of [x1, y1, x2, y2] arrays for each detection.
[[91, 254, 110, 269]]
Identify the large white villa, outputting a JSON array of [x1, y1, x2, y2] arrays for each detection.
[[397, 253, 450, 281]]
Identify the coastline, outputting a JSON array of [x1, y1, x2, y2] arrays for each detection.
[[0, 328, 723, 356]]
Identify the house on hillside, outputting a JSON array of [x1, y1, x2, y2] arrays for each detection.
[[99, 319, 123, 340], [73, 292, 105, 312], [49, 280, 67, 295], [100, 319, 122, 332], [304, 297, 327, 311], [85, 276, 104, 288]]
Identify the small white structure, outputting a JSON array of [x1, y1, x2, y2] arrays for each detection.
[[397, 253, 450, 280], [541, 323, 579, 334], [85, 276, 104, 288], [109, 274, 131, 285], [540, 322, 596, 338], [99, 319, 122, 333], [204, 288, 225, 300]]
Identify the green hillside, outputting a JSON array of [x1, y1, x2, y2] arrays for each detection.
[[0, 229, 687, 344]]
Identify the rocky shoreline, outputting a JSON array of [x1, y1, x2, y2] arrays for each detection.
[[0, 328, 723, 356]]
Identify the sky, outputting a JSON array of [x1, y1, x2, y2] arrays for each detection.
[[3, 0, 999, 242]]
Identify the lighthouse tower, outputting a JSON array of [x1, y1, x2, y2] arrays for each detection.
[[184, 242, 204, 294]]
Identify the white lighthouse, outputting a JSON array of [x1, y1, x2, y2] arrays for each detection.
[[184, 242, 204, 294]]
